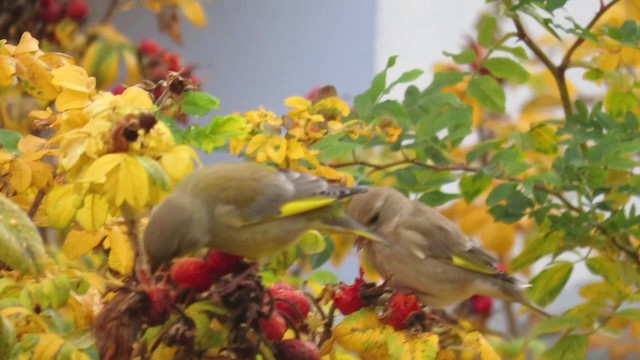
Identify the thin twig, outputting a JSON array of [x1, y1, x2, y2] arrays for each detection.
[[27, 189, 45, 219], [559, 0, 622, 71]]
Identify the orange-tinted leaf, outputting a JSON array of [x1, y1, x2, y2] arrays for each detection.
[[63, 229, 103, 260]]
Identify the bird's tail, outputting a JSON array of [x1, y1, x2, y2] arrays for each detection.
[[489, 275, 553, 318]]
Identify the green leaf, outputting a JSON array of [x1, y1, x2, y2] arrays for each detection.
[[185, 301, 228, 349], [459, 173, 492, 202], [182, 91, 220, 116], [309, 236, 334, 269], [486, 183, 517, 206], [0, 129, 21, 154], [311, 134, 360, 160], [0, 194, 48, 275], [602, 20, 640, 47], [444, 48, 477, 65], [585, 257, 620, 285], [466, 138, 504, 162], [137, 156, 171, 191], [385, 69, 424, 94], [511, 232, 562, 271], [540, 335, 588, 360], [372, 100, 410, 127], [191, 115, 246, 153], [519, 4, 562, 39], [613, 308, 640, 320], [478, 14, 497, 47], [527, 261, 573, 307], [354, 55, 397, 119], [307, 270, 338, 285], [297, 230, 326, 255], [529, 314, 585, 338], [496, 45, 529, 60], [529, 124, 558, 154], [424, 71, 466, 95], [419, 191, 459, 207], [544, 0, 568, 12], [0, 315, 16, 360], [482, 57, 530, 84], [466, 75, 505, 113]]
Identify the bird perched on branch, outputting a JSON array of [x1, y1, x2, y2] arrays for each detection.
[[347, 186, 550, 317], [143, 162, 389, 271]]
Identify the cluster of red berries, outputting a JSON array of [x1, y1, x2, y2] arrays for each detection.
[[143, 251, 321, 358], [143, 250, 244, 325], [259, 282, 320, 359], [333, 269, 424, 331], [138, 38, 199, 86], [39, 0, 88, 24]]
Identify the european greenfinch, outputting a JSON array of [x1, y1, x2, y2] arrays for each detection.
[[143, 162, 388, 271], [347, 186, 550, 317]]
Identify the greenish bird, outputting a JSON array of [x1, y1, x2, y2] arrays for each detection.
[[347, 186, 550, 317], [143, 162, 388, 271]]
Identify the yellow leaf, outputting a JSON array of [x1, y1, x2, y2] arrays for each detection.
[[119, 155, 149, 209], [76, 194, 109, 232], [334, 309, 394, 354], [479, 221, 515, 258], [266, 137, 287, 164], [285, 96, 311, 110], [0, 55, 16, 87], [63, 229, 103, 260], [386, 332, 439, 360], [13, 33, 39, 55], [80, 153, 125, 183], [33, 333, 89, 360], [38, 51, 74, 69], [18, 135, 48, 155], [179, 0, 207, 27], [1, 306, 48, 333], [107, 226, 134, 274], [9, 159, 32, 193], [14, 55, 58, 101], [246, 133, 267, 155], [437, 349, 457, 360], [160, 146, 199, 182], [286, 139, 306, 160], [46, 184, 82, 228], [82, 40, 119, 89], [462, 331, 501, 360], [314, 97, 351, 116], [50, 65, 95, 93], [120, 86, 153, 109], [28, 161, 53, 190], [55, 89, 91, 111]]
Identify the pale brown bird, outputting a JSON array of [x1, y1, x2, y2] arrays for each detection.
[[347, 186, 550, 317]]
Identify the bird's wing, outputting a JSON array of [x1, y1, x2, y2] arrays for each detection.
[[396, 201, 506, 278], [247, 169, 365, 223]]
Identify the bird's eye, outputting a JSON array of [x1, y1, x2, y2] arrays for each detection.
[[367, 212, 381, 226]]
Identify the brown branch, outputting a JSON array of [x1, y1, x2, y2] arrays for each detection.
[[559, 0, 622, 71], [28, 189, 45, 219], [512, 16, 573, 117], [100, 0, 122, 24]]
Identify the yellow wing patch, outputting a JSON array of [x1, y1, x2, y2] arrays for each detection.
[[452, 255, 497, 275], [278, 196, 336, 218]]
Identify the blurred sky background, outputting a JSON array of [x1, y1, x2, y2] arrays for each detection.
[[89, 0, 608, 339]]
